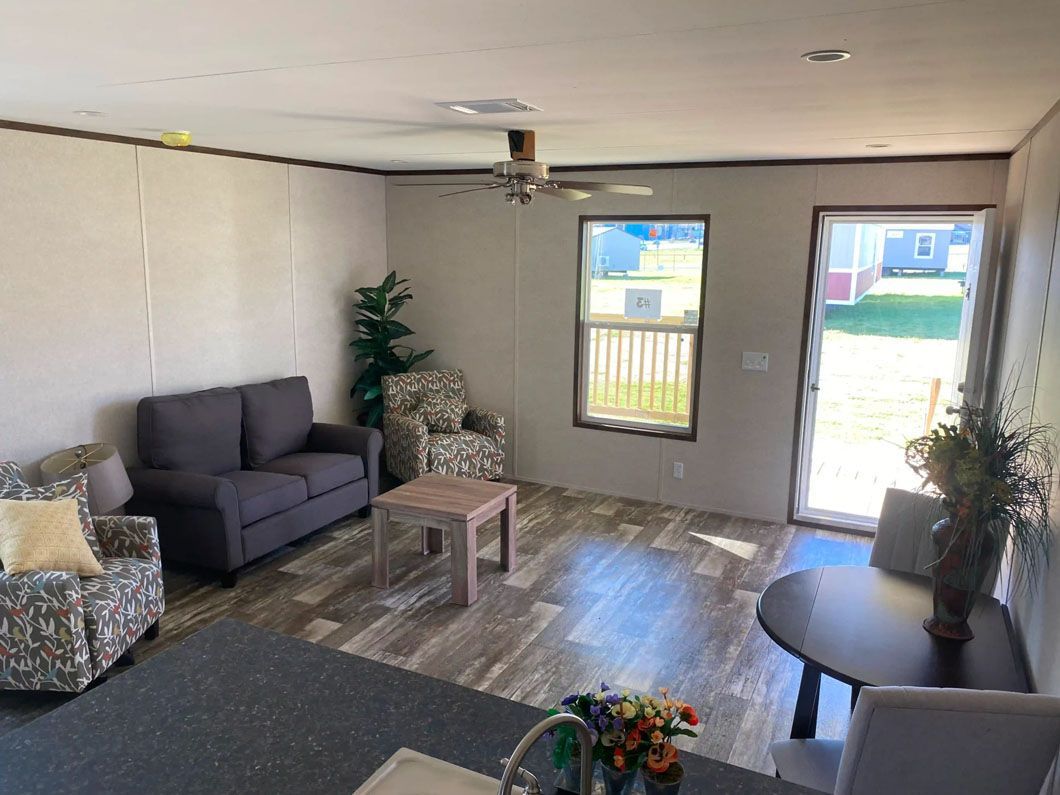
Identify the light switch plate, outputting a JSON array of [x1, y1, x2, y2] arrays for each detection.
[[672, 462, 684, 479], [742, 352, 769, 372]]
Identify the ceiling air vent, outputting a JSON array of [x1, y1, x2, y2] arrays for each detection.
[[436, 98, 541, 115]]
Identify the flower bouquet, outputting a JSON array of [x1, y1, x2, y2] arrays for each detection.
[[550, 683, 699, 794]]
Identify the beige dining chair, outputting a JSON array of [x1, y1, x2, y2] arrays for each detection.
[[771, 686, 1060, 794], [871, 487, 999, 594]]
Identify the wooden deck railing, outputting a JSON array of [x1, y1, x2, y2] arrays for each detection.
[[584, 320, 695, 428]]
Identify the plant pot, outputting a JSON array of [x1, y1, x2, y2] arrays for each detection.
[[923, 515, 996, 641], [642, 762, 684, 794], [602, 764, 638, 795]]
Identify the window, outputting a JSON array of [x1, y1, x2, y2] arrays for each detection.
[[914, 232, 936, 259], [574, 215, 709, 439]]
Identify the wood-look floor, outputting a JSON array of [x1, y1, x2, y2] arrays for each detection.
[[0, 480, 870, 775]]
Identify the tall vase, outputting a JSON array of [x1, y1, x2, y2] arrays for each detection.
[[923, 514, 995, 641]]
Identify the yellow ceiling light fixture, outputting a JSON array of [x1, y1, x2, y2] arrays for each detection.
[[160, 130, 192, 147]]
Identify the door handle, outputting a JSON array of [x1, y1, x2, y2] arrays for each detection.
[[945, 405, 961, 415]]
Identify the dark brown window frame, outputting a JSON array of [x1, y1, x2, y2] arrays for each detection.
[[573, 214, 710, 442]]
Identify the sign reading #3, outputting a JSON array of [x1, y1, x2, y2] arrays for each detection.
[[624, 288, 663, 320]]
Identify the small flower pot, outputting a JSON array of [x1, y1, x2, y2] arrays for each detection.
[[642, 762, 684, 794], [554, 757, 595, 793], [923, 516, 995, 641], [602, 764, 638, 795]]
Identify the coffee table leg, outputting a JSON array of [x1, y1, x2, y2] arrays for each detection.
[[426, 526, 444, 554], [500, 494, 517, 572], [372, 508, 389, 589], [451, 519, 477, 605], [790, 663, 821, 739]]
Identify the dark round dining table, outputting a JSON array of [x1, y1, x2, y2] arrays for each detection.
[[756, 565, 1029, 739]]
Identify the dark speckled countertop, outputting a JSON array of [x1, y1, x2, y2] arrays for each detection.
[[0, 619, 810, 794]]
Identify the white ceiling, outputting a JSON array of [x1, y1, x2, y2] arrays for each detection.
[[2, 0, 1059, 170]]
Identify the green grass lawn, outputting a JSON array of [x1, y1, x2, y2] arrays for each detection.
[[824, 293, 962, 340]]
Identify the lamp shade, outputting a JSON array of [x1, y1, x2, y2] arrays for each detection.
[[40, 443, 134, 515]]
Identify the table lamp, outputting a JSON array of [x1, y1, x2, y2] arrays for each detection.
[[40, 443, 134, 515]]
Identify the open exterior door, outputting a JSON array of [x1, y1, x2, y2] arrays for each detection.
[[951, 208, 997, 412]]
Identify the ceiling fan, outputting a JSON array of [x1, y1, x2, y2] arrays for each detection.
[[394, 130, 654, 205]]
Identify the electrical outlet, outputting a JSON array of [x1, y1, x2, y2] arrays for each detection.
[[672, 461, 684, 480], [742, 352, 769, 372]]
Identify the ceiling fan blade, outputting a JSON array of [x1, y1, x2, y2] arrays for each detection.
[[551, 180, 654, 196], [536, 186, 591, 201], [438, 185, 503, 198], [395, 181, 498, 187]]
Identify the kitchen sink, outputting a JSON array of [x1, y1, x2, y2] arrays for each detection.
[[354, 747, 501, 795]]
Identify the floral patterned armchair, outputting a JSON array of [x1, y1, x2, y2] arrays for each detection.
[[381, 370, 505, 482], [0, 460, 164, 692]]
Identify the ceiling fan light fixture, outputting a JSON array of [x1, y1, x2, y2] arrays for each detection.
[[801, 49, 852, 63]]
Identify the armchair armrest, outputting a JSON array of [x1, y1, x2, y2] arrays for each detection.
[[382, 413, 429, 483], [464, 407, 505, 449], [126, 468, 238, 514], [0, 570, 93, 692], [92, 515, 162, 564], [307, 422, 384, 499]]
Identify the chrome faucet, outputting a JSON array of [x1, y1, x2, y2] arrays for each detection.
[[498, 713, 594, 795]]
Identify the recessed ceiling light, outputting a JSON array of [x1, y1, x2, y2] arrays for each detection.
[[801, 50, 852, 63], [390, 159, 409, 164], [865, 143, 891, 148], [73, 110, 105, 117]]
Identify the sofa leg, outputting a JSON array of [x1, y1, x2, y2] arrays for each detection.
[[145, 620, 160, 641], [220, 571, 238, 589], [117, 649, 135, 667], [357, 505, 371, 519]]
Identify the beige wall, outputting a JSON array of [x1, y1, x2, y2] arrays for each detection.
[[0, 128, 386, 480], [386, 157, 1007, 518], [994, 107, 1060, 695]]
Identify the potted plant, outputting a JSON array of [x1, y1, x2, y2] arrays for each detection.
[[637, 688, 699, 794], [350, 271, 433, 428], [905, 387, 1055, 640]]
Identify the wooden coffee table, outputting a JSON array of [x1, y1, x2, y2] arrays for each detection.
[[370, 474, 517, 605]]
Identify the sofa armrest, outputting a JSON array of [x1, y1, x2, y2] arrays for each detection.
[[307, 422, 384, 499], [382, 414, 429, 483], [0, 570, 93, 691], [127, 468, 238, 514], [92, 515, 162, 564], [464, 407, 505, 449]]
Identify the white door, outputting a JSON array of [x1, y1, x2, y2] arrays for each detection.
[[794, 210, 997, 532]]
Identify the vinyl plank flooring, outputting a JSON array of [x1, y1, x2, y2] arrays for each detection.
[[0, 478, 871, 777]]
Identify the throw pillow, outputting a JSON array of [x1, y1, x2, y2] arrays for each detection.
[[0, 498, 105, 576], [410, 396, 466, 434], [0, 473, 103, 561]]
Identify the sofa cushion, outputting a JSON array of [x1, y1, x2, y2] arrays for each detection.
[[80, 558, 165, 677], [257, 452, 364, 498], [381, 369, 467, 417], [238, 376, 314, 468], [138, 388, 242, 476], [0, 472, 102, 561], [410, 395, 466, 433], [221, 470, 307, 526]]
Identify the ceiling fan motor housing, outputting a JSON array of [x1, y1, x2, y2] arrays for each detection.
[[493, 159, 549, 180]]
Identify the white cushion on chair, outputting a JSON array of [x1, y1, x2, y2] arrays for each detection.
[[770, 738, 844, 793]]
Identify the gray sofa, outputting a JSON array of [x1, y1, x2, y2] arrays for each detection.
[[127, 376, 382, 586]]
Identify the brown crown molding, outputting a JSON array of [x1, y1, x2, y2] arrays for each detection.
[[386, 151, 1010, 178], [0, 118, 388, 175], [1012, 96, 1060, 155], [0, 116, 1014, 177]]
